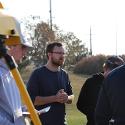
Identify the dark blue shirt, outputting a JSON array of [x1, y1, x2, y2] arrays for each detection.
[[27, 66, 73, 125], [95, 65, 125, 125]]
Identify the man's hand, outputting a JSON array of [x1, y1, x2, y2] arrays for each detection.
[[56, 89, 68, 103]]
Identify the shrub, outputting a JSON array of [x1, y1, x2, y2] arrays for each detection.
[[73, 55, 106, 75]]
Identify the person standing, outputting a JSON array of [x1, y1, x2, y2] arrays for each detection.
[[76, 56, 124, 125], [27, 42, 74, 125], [0, 41, 32, 125], [95, 60, 125, 125]]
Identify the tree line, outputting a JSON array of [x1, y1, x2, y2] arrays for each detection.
[[19, 15, 88, 70], [19, 16, 125, 75]]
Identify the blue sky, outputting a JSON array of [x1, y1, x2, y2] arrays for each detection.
[[1, 0, 125, 55]]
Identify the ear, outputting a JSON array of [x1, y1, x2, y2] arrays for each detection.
[[7, 46, 14, 50], [47, 52, 52, 60]]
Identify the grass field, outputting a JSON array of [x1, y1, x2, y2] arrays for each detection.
[[21, 67, 89, 125], [66, 72, 89, 125]]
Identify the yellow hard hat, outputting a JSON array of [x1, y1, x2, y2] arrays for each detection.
[[0, 2, 32, 47]]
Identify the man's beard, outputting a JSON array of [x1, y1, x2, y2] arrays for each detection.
[[51, 58, 64, 67]]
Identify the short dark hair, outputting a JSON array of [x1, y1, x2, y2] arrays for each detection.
[[104, 56, 124, 70], [46, 42, 62, 54]]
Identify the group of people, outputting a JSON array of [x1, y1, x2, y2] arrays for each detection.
[[0, 38, 125, 125], [77, 55, 125, 125], [0, 41, 74, 125]]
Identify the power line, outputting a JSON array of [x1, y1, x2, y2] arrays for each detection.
[[116, 31, 117, 55]]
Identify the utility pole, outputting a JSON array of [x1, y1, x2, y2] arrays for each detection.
[[89, 26, 92, 55], [116, 31, 117, 55], [49, 0, 53, 31]]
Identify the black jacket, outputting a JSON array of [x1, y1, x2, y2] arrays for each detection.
[[95, 65, 125, 125], [77, 73, 104, 125]]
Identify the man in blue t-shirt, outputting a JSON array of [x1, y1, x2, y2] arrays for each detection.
[[27, 42, 74, 125]]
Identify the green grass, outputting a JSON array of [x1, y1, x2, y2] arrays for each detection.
[[65, 72, 89, 125], [66, 106, 86, 125]]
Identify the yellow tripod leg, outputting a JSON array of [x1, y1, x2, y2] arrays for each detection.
[[11, 68, 42, 125]]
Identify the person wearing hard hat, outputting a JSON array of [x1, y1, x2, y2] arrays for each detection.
[[0, 1, 33, 125], [0, 40, 32, 125]]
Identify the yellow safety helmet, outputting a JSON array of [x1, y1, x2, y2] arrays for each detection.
[[0, 2, 32, 47]]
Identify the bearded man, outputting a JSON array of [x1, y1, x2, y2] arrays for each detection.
[[27, 42, 74, 125]]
